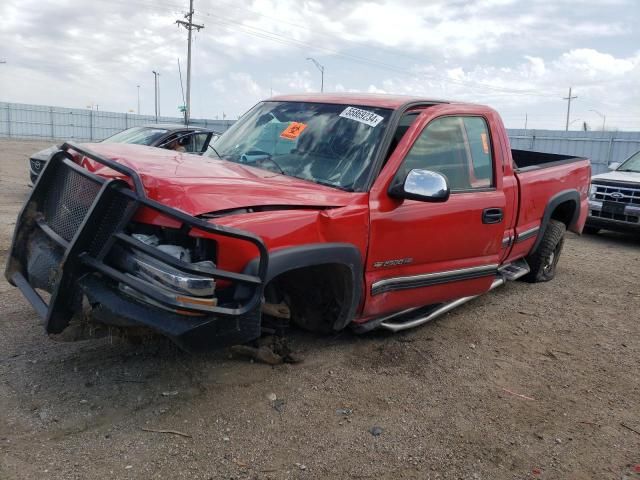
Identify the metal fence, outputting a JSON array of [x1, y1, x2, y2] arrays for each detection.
[[508, 129, 640, 175], [0, 101, 234, 141], [2, 101, 639, 175]]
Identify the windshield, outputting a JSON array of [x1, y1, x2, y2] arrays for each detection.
[[102, 127, 169, 145], [617, 151, 640, 172], [205, 101, 391, 190]]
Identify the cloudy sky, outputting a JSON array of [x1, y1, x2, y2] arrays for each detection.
[[1, 0, 639, 130]]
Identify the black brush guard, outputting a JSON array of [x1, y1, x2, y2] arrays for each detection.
[[5, 143, 268, 350]]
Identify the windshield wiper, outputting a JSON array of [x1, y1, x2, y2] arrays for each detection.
[[616, 169, 639, 172], [310, 179, 351, 191], [207, 144, 223, 159], [259, 157, 286, 176]]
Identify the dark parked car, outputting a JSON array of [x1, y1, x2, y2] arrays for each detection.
[[585, 149, 640, 234], [28, 124, 220, 183]]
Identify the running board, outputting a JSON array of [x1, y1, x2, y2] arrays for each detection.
[[376, 260, 530, 333], [498, 258, 530, 281]]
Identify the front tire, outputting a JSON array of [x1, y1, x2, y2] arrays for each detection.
[[523, 219, 566, 283]]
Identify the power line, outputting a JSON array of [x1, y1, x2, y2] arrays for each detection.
[[177, 58, 186, 122], [101, 0, 630, 104], [201, 14, 560, 99]]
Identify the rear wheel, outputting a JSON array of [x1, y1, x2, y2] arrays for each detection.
[[583, 226, 600, 235], [523, 219, 566, 283]]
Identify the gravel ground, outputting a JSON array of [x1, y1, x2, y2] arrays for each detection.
[[1, 138, 639, 480]]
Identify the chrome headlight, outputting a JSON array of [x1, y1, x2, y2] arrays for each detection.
[[589, 184, 598, 199], [132, 254, 216, 297]]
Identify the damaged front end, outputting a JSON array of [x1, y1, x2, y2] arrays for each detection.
[[5, 143, 268, 350]]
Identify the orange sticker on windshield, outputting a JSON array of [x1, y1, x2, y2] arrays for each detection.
[[480, 132, 489, 154], [280, 122, 307, 140]]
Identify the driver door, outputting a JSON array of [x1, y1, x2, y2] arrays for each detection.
[[364, 110, 507, 318]]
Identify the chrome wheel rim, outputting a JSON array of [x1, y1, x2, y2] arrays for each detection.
[[543, 251, 556, 274]]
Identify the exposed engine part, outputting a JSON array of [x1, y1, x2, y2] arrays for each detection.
[[156, 244, 191, 262], [132, 233, 160, 246]]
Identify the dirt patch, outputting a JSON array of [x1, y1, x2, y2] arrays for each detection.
[[1, 138, 639, 479]]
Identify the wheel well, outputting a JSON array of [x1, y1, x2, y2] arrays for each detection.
[[550, 200, 577, 227], [265, 263, 354, 333]]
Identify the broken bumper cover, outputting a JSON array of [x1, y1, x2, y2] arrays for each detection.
[[5, 143, 268, 350]]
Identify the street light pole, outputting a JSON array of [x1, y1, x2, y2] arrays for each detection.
[[590, 109, 606, 131], [152, 71, 159, 122], [137, 85, 140, 115], [563, 87, 577, 131], [306, 57, 324, 93]]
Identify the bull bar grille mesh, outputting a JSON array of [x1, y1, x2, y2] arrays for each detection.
[[41, 165, 102, 242]]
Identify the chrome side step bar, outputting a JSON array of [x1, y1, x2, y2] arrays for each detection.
[[377, 259, 530, 333]]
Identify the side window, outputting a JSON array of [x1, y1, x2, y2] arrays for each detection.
[[396, 116, 494, 191], [187, 133, 210, 153], [384, 112, 420, 161], [462, 117, 493, 188], [160, 133, 187, 152]]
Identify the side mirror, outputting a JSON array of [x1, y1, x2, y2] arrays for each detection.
[[608, 162, 621, 171], [389, 169, 450, 202]]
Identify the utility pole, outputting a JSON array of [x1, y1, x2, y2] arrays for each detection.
[[176, 0, 204, 124], [306, 57, 324, 92], [524, 113, 528, 130], [563, 87, 577, 131], [590, 109, 606, 131], [137, 85, 140, 115], [152, 71, 159, 122]]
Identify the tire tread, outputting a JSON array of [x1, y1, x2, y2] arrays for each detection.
[[522, 219, 566, 283]]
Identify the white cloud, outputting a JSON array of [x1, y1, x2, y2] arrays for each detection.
[[279, 70, 315, 92], [367, 84, 387, 93], [0, 0, 638, 128], [524, 56, 546, 77], [554, 48, 637, 78]]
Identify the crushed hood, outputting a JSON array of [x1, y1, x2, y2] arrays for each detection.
[[592, 170, 640, 185], [75, 143, 355, 216]]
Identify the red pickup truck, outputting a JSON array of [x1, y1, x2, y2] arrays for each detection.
[[6, 94, 591, 349]]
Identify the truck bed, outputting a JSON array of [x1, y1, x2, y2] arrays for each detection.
[[509, 155, 591, 262], [512, 149, 586, 172]]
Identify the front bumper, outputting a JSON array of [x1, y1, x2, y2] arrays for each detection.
[[586, 199, 640, 232], [6, 143, 268, 350]]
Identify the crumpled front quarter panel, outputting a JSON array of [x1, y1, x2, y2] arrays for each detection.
[[206, 195, 370, 276]]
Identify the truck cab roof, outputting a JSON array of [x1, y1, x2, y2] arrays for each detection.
[[268, 93, 454, 109]]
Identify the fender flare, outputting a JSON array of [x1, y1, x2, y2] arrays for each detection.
[[239, 243, 363, 331], [532, 189, 580, 253]]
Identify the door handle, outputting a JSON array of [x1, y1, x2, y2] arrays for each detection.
[[482, 208, 503, 224]]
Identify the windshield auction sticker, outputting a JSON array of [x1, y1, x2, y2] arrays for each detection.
[[280, 122, 307, 140], [339, 106, 384, 127]]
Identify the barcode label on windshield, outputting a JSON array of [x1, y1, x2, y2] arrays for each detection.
[[339, 106, 384, 127]]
